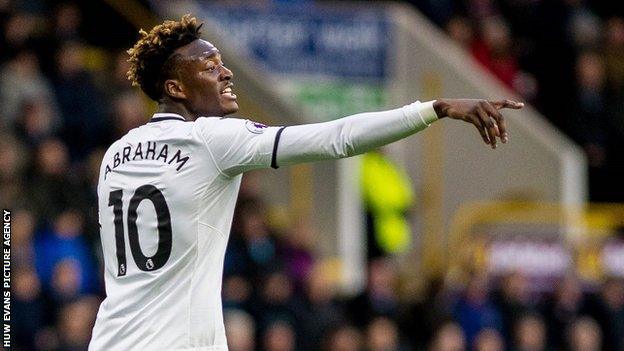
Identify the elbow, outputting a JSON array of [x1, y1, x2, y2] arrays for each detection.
[[336, 127, 357, 158], [331, 144, 353, 159], [332, 122, 357, 158], [341, 142, 357, 158]]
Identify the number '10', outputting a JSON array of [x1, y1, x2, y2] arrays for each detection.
[[108, 185, 172, 276]]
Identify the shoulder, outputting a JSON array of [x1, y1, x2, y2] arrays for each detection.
[[195, 116, 268, 136], [101, 124, 145, 167], [103, 139, 123, 161], [195, 116, 246, 128], [104, 124, 145, 150]]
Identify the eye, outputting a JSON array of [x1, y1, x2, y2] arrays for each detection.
[[205, 65, 216, 72]]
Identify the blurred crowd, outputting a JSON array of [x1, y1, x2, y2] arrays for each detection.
[[2, 0, 624, 351], [1, 0, 151, 349], [410, 0, 624, 202]]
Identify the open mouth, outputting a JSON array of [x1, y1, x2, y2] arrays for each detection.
[[220, 85, 237, 99]]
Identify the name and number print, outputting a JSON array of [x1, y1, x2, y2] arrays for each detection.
[[105, 121, 267, 277]]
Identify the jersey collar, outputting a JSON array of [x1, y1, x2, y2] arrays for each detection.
[[149, 113, 186, 123]]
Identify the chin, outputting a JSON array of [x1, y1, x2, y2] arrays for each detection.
[[222, 102, 239, 116]]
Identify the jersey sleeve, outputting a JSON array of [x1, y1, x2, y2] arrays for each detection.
[[274, 101, 438, 167], [195, 117, 282, 177]]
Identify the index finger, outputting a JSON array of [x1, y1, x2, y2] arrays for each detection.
[[490, 99, 524, 110]]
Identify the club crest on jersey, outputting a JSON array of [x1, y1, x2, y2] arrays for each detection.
[[245, 120, 268, 134], [146, 259, 154, 270]]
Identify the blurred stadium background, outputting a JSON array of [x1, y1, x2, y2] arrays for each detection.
[[3, 0, 624, 350]]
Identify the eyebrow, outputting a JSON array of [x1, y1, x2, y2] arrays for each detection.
[[199, 50, 221, 60]]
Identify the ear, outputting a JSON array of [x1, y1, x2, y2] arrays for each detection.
[[164, 79, 186, 100]]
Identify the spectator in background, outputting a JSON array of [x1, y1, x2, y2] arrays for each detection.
[[322, 323, 363, 351], [52, 3, 82, 42], [223, 274, 253, 312], [254, 270, 304, 339], [0, 49, 60, 129], [583, 278, 624, 351], [566, 317, 602, 351], [26, 138, 86, 221], [13, 267, 44, 350], [492, 271, 533, 343], [237, 171, 266, 202], [110, 90, 149, 140], [0, 133, 28, 209], [101, 51, 148, 142], [512, 313, 547, 351], [278, 217, 315, 291], [12, 209, 36, 267], [572, 52, 609, 145], [225, 197, 280, 277], [566, 0, 601, 50], [109, 50, 135, 94], [49, 258, 83, 304], [445, 14, 537, 102], [366, 316, 407, 351], [35, 2, 83, 76], [401, 277, 454, 349], [347, 258, 401, 328], [603, 17, 624, 94], [301, 262, 345, 351], [56, 296, 100, 351], [466, 0, 499, 21], [15, 97, 58, 146], [263, 320, 297, 351], [471, 16, 519, 89], [428, 321, 466, 351], [0, 11, 40, 60], [53, 40, 108, 160], [34, 326, 62, 351], [34, 209, 99, 297], [473, 328, 504, 351], [603, 17, 624, 182], [224, 309, 256, 351], [570, 52, 612, 200], [446, 15, 474, 50], [541, 274, 584, 350], [453, 273, 502, 348]]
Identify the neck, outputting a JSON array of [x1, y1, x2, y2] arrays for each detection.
[[157, 101, 198, 121]]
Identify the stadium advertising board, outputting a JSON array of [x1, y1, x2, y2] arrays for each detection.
[[471, 233, 624, 290], [152, 1, 391, 120], [196, 4, 389, 79]]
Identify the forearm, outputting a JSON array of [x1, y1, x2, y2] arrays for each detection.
[[274, 101, 438, 167]]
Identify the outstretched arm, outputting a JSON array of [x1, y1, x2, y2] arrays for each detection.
[[273, 98, 523, 168]]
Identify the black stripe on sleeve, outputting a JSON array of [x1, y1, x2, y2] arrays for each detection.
[[271, 127, 287, 169]]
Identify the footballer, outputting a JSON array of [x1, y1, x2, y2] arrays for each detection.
[[89, 14, 523, 350]]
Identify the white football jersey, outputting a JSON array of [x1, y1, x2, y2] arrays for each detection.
[[90, 113, 282, 351]]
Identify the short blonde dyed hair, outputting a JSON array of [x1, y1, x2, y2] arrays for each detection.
[[126, 14, 202, 101]]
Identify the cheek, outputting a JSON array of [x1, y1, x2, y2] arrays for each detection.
[[188, 79, 216, 100], [202, 76, 221, 94]]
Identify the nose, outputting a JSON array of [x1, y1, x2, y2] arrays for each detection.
[[220, 65, 233, 81]]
